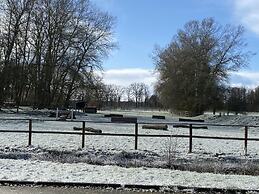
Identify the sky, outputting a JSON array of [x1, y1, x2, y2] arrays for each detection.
[[94, 0, 259, 90]]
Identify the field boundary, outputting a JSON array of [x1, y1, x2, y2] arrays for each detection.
[[0, 118, 258, 154]]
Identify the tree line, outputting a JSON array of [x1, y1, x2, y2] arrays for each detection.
[[225, 86, 259, 114], [82, 82, 162, 109], [0, 5, 255, 115], [0, 0, 115, 109]]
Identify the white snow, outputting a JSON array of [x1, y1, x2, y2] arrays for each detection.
[[1, 109, 259, 190], [0, 159, 259, 190], [0, 112, 257, 158]]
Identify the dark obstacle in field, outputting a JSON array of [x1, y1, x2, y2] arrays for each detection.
[[176, 118, 207, 129], [111, 117, 137, 123], [73, 127, 102, 134], [142, 124, 168, 130], [179, 118, 204, 122], [173, 124, 208, 129], [152, 115, 165, 119], [84, 107, 97, 114], [104, 114, 123, 118]]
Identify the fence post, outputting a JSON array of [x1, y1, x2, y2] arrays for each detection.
[[244, 126, 248, 155], [135, 123, 138, 150], [56, 108, 59, 120], [28, 119, 32, 146], [189, 124, 192, 153], [71, 110, 74, 121], [82, 121, 85, 148]]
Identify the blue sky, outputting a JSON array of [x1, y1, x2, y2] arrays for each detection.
[[94, 0, 259, 89]]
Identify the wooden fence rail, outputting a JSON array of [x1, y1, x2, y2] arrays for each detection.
[[0, 118, 258, 155]]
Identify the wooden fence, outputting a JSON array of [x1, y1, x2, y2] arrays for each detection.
[[0, 118, 258, 155]]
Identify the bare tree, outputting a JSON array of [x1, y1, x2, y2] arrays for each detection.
[[113, 85, 124, 107], [143, 85, 150, 107], [125, 86, 132, 103], [0, 0, 35, 106], [103, 84, 124, 108], [0, 0, 116, 108], [128, 82, 148, 108]]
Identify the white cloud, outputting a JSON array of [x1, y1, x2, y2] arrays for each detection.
[[234, 0, 259, 35], [230, 71, 259, 88], [232, 71, 259, 80], [101, 68, 259, 92], [102, 68, 158, 89]]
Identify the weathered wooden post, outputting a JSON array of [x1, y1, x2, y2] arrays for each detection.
[[189, 124, 193, 153], [71, 109, 74, 121], [244, 126, 248, 155], [82, 121, 85, 148], [56, 108, 59, 120], [28, 119, 32, 146], [135, 123, 138, 150]]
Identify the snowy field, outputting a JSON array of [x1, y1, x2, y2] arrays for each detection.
[[1, 108, 259, 190], [0, 109, 259, 158], [1, 159, 259, 190]]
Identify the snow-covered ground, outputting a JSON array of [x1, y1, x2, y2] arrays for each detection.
[[1, 108, 259, 190], [0, 109, 258, 157], [1, 159, 259, 190]]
